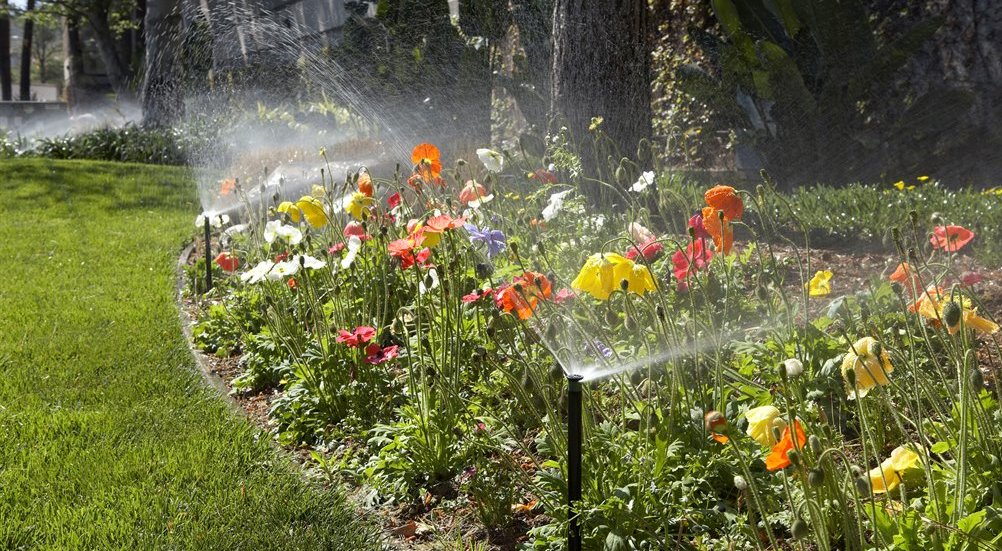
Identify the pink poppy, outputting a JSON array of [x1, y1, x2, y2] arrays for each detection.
[[458, 180, 489, 205], [336, 326, 376, 348], [688, 214, 711, 240], [365, 343, 399, 365], [930, 225, 974, 252]]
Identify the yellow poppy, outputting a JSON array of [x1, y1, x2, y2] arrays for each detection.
[[311, 184, 326, 198], [806, 270, 832, 297], [841, 337, 893, 399], [277, 201, 301, 223], [745, 405, 787, 447], [868, 446, 920, 494], [571, 253, 655, 301], [296, 196, 328, 228], [893, 181, 915, 191], [345, 192, 374, 221], [916, 294, 999, 336]]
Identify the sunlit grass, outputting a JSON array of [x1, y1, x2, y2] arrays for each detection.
[[0, 159, 378, 549]]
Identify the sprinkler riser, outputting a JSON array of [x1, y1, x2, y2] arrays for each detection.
[[567, 374, 583, 551], [204, 218, 213, 293]]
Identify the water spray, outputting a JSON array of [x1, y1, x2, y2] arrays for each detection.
[[566, 373, 583, 551], [203, 216, 213, 292]]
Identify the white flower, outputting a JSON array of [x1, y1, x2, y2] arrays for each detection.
[[782, 358, 804, 378], [340, 236, 362, 270], [734, 475, 748, 490], [591, 214, 605, 230], [224, 223, 249, 237], [299, 254, 327, 270], [542, 189, 574, 222], [195, 212, 230, 228], [477, 148, 504, 173], [419, 267, 440, 295], [264, 220, 302, 245], [630, 171, 655, 193], [468, 194, 494, 209], [241, 261, 275, 284], [266, 260, 300, 281], [628, 222, 656, 243]]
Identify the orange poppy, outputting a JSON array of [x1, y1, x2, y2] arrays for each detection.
[[411, 143, 442, 178], [358, 169, 374, 197], [704, 411, 729, 444], [701, 206, 734, 255], [889, 262, 921, 293], [704, 185, 743, 221], [930, 225, 975, 252], [766, 420, 806, 471], [497, 272, 552, 320], [219, 178, 237, 196]]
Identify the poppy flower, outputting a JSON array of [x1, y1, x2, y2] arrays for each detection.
[[704, 185, 743, 221], [625, 239, 664, 262], [630, 171, 655, 193], [388, 236, 431, 270], [916, 293, 999, 335], [497, 272, 552, 320], [806, 270, 832, 297], [295, 196, 328, 228], [277, 201, 302, 223], [688, 214, 711, 240], [745, 406, 787, 447], [241, 261, 275, 284], [357, 168, 374, 197], [704, 411, 729, 444], [425, 214, 466, 232], [889, 262, 921, 293], [766, 420, 806, 471], [286, 277, 297, 290], [553, 288, 576, 304], [266, 260, 299, 281], [930, 225, 975, 252], [701, 207, 734, 255], [868, 446, 921, 494], [960, 271, 983, 286], [571, 253, 656, 301], [628, 222, 656, 244], [214, 251, 240, 273], [387, 192, 402, 209], [219, 178, 237, 196], [672, 239, 713, 285], [345, 192, 374, 221], [365, 343, 399, 365], [343, 221, 370, 240], [529, 169, 557, 185], [476, 148, 504, 173], [264, 220, 303, 245], [841, 337, 893, 399], [411, 143, 443, 177], [459, 180, 491, 206], [462, 288, 494, 303], [336, 326, 376, 348]]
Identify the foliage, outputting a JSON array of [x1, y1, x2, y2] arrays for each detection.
[[1, 123, 219, 165], [680, 0, 967, 186]]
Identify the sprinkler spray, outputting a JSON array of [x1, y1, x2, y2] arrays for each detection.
[[203, 216, 213, 292], [567, 373, 583, 551]]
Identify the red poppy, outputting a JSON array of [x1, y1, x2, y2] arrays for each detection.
[[336, 326, 377, 348], [365, 343, 399, 365], [704, 411, 729, 444], [930, 225, 975, 252], [672, 238, 713, 285], [766, 421, 806, 472], [274, 251, 290, 262], [688, 214, 711, 240], [214, 251, 240, 272], [219, 178, 237, 196], [960, 271, 984, 286], [497, 272, 552, 320], [529, 169, 558, 185], [889, 262, 920, 293], [287, 277, 298, 290], [387, 192, 402, 209], [343, 221, 370, 240], [462, 288, 494, 303], [625, 239, 664, 262], [388, 238, 431, 270]]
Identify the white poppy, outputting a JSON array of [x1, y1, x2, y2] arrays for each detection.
[[542, 189, 574, 222], [299, 254, 327, 270], [266, 260, 300, 281], [630, 171, 655, 193], [782, 358, 804, 378], [264, 220, 303, 245], [468, 194, 494, 209], [241, 261, 275, 284], [340, 236, 362, 270], [419, 267, 440, 295], [476, 148, 504, 173], [195, 212, 230, 228]]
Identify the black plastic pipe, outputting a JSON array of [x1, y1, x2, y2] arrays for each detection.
[[204, 217, 213, 292], [567, 374, 583, 551]]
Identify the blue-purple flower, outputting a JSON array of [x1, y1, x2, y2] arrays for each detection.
[[464, 223, 507, 259]]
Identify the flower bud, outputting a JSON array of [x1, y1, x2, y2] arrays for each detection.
[[808, 468, 825, 487], [733, 475, 748, 490], [931, 212, 944, 225], [809, 435, 823, 455], [782, 358, 804, 378], [970, 368, 984, 391], [943, 300, 962, 328], [791, 519, 809, 540], [908, 210, 918, 225], [656, 304, 666, 322], [854, 477, 870, 495], [786, 449, 801, 467], [620, 278, 630, 291], [615, 165, 627, 185]]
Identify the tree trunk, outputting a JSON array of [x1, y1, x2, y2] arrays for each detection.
[[551, 0, 652, 189], [63, 15, 85, 109], [86, 8, 134, 100], [0, 0, 11, 101], [510, 0, 551, 133], [19, 0, 35, 101], [141, 0, 183, 126]]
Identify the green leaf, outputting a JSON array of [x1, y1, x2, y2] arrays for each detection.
[[957, 509, 987, 534], [930, 441, 950, 454]]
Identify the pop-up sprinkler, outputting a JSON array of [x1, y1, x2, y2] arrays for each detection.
[[567, 373, 583, 551], [203, 216, 213, 292]]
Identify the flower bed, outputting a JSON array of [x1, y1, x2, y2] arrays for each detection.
[[186, 143, 1002, 548]]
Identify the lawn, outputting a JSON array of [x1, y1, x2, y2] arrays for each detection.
[[0, 159, 377, 549]]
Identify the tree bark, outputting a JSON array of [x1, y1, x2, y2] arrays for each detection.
[[63, 15, 85, 109], [19, 0, 35, 100], [86, 7, 134, 99], [0, 0, 11, 101], [141, 0, 183, 126], [551, 0, 652, 188]]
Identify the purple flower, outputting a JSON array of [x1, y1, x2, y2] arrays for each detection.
[[464, 223, 507, 259], [591, 339, 613, 359]]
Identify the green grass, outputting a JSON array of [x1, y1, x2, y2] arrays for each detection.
[[0, 160, 378, 549]]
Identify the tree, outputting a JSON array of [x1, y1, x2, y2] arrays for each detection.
[[1, 0, 11, 100], [32, 15, 60, 83], [141, 0, 181, 126], [20, 0, 36, 100], [551, 0, 652, 188]]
